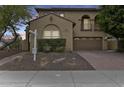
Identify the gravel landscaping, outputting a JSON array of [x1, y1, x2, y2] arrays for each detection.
[[0, 52, 95, 70]]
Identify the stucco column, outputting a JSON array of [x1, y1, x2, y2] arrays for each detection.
[[91, 19, 95, 32]]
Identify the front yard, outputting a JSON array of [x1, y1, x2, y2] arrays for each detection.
[[0, 52, 95, 70]]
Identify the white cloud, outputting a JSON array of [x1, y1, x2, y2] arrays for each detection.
[[17, 31, 26, 40]]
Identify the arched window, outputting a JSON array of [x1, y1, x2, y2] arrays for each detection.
[[81, 15, 91, 31], [43, 25, 60, 39], [94, 15, 100, 31]]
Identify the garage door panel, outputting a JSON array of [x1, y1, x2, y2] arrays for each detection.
[[74, 38, 102, 50]]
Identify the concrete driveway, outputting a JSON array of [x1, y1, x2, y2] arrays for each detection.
[[77, 51, 124, 70], [0, 71, 124, 87]]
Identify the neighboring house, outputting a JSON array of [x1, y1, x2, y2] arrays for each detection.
[[28, 8, 117, 51]]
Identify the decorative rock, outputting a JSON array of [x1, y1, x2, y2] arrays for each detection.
[[41, 57, 47, 61], [72, 57, 76, 60], [12, 56, 23, 62], [40, 61, 49, 67], [67, 62, 76, 66], [40, 57, 49, 67], [52, 57, 65, 63]]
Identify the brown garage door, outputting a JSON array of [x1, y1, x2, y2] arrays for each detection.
[[74, 37, 102, 50]]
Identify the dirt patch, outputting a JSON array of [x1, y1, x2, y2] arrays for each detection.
[[0, 50, 20, 60], [0, 52, 95, 70]]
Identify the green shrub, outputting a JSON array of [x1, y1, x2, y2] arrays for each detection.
[[118, 39, 124, 48], [54, 46, 65, 52], [37, 39, 66, 52], [116, 48, 124, 52], [42, 43, 51, 52], [117, 39, 124, 52]]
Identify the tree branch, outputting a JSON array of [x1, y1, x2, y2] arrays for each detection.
[[0, 27, 7, 41], [0, 25, 19, 49]]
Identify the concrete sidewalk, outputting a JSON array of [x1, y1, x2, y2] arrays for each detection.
[[0, 71, 124, 87], [77, 51, 124, 70]]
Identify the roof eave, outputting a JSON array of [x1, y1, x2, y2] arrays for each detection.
[[35, 8, 101, 12], [28, 13, 76, 25]]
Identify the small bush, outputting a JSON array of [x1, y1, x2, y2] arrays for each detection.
[[54, 46, 65, 52], [37, 39, 66, 52], [42, 43, 51, 52], [117, 39, 124, 52], [118, 39, 124, 48], [116, 48, 124, 52]]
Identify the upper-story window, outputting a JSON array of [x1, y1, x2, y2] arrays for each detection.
[[94, 15, 100, 31], [81, 15, 91, 31]]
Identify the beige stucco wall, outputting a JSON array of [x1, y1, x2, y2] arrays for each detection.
[[29, 14, 73, 51], [38, 11, 108, 50]]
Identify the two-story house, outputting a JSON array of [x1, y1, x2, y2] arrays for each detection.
[[28, 8, 110, 51]]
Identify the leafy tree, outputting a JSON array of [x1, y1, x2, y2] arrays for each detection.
[[0, 5, 31, 49], [97, 5, 124, 39]]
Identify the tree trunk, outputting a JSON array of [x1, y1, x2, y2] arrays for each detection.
[[0, 27, 7, 41]]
